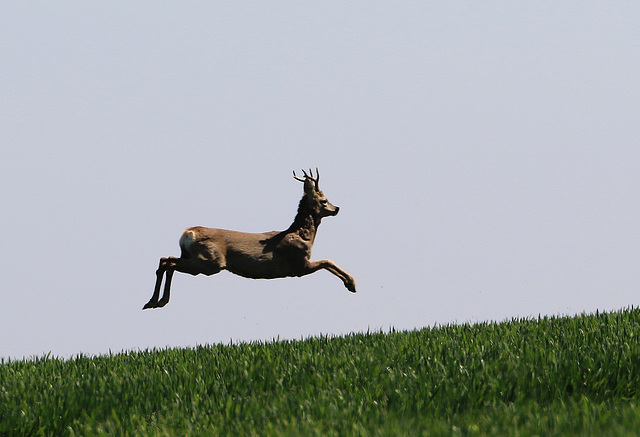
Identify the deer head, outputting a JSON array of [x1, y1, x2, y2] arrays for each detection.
[[293, 168, 340, 217]]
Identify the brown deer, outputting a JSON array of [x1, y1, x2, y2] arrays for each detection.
[[143, 169, 356, 309]]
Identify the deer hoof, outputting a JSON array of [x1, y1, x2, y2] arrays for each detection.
[[142, 301, 156, 310]]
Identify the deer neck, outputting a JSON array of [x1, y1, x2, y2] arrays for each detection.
[[288, 198, 320, 243]]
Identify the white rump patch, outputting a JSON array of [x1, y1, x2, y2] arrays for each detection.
[[179, 229, 197, 252]]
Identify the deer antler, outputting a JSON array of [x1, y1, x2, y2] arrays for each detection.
[[293, 168, 320, 188], [292, 170, 306, 183]]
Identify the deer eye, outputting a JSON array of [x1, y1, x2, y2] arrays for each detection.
[[320, 199, 328, 205]]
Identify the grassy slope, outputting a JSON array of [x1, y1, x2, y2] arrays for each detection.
[[2, 308, 640, 435]]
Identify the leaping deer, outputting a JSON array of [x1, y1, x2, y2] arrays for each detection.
[[143, 169, 356, 309]]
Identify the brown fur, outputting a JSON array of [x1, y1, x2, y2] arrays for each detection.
[[143, 169, 356, 309]]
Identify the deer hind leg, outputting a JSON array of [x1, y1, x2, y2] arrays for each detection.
[[144, 256, 224, 310], [143, 257, 172, 309], [155, 266, 175, 308], [305, 259, 357, 293]]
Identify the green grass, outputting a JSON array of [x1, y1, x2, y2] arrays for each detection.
[[3, 308, 640, 435]]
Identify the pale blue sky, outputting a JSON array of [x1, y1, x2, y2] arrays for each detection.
[[2, 2, 640, 359]]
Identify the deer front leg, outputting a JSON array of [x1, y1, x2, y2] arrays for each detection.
[[305, 259, 357, 293]]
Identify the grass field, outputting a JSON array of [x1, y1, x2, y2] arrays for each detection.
[[3, 308, 640, 435]]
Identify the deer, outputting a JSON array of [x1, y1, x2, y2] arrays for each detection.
[[143, 169, 356, 309]]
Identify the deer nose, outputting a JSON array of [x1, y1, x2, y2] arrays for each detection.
[[334, 206, 340, 214]]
